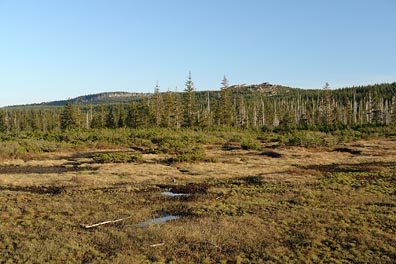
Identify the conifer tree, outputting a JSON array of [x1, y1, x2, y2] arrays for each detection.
[[91, 105, 106, 128], [0, 110, 5, 132], [161, 89, 173, 127], [125, 103, 135, 128], [219, 75, 233, 126], [60, 100, 77, 131], [183, 71, 196, 127], [105, 106, 116, 129], [131, 97, 151, 128], [321, 82, 332, 128], [174, 88, 182, 128], [117, 104, 126, 128], [370, 92, 383, 124], [279, 101, 295, 131]]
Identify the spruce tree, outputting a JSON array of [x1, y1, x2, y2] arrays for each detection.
[[183, 71, 196, 127], [117, 104, 126, 128], [60, 100, 77, 131], [0, 110, 5, 132], [321, 82, 333, 130], [219, 75, 233, 126], [125, 103, 136, 128], [105, 106, 116, 129], [370, 92, 383, 125], [174, 88, 182, 128], [161, 89, 171, 127], [90, 105, 105, 128]]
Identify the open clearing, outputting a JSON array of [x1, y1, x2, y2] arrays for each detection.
[[1, 137, 396, 263]]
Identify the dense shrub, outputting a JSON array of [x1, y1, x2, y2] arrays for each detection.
[[91, 152, 143, 163], [167, 147, 216, 163], [0, 126, 394, 161], [0, 142, 25, 159], [241, 138, 262, 151], [286, 131, 338, 147]]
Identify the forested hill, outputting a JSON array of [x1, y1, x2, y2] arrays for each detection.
[[18, 81, 394, 108], [13, 82, 294, 107], [29, 92, 152, 107]]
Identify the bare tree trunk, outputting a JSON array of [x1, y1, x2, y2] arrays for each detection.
[[261, 98, 266, 127], [206, 91, 211, 127]]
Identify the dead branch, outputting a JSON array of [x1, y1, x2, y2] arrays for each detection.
[[204, 241, 222, 250], [150, 242, 165, 248], [81, 216, 132, 229]]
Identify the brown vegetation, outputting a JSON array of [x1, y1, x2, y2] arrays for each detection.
[[0, 136, 395, 263]]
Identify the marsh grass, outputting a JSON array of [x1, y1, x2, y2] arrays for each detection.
[[0, 135, 396, 263]]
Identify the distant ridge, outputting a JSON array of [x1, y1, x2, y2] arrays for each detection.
[[226, 82, 297, 96], [34, 92, 151, 106], [6, 82, 296, 107]]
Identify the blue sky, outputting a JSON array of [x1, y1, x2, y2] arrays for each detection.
[[0, 0, 395, 106]]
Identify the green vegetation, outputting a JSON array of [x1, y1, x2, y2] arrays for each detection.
[[91, 152, 143, 164], [0, 126, 395, 162], [167, 146, 216, 163], [240, 137, 262, 150], [2, 82, 396, 134]]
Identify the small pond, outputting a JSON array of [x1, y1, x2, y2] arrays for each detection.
[[138, 215, 181, 228], [161, 191, 191, 197]]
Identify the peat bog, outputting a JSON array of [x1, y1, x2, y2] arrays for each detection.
[[0, 134, 396, 263]]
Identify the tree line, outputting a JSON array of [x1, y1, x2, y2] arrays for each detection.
[[1, 74, 396, 134]]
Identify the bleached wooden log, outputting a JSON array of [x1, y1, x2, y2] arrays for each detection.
[[81, 216, 131, 229], [150, 242, 165, 247]]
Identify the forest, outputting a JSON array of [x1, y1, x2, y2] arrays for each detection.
[[1, 79, 396, 134]]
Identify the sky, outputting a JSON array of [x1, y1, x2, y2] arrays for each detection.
[[0, 0, 395, 106]]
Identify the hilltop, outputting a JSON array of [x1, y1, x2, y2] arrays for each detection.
[[29, 92, 152, 107], [227, 82, 297, 96], [8, 82, 295, 108]]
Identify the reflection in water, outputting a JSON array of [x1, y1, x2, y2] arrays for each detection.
[[161, 191, 191, 197], [138, 215, 181, 228]]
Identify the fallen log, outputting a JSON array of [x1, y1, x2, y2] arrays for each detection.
[[81, 216, 132, 229], [150, 242, 165, 248]]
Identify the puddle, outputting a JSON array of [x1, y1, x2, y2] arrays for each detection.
[[138, 215, 181, 228], [161, 191, 191, 197]]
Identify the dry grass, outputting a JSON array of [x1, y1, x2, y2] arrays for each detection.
[[0, 137, 396, 263]]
